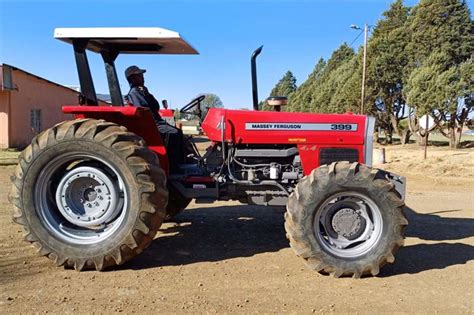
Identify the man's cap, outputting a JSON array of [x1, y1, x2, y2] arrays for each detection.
[[125, 65, 146, 79]]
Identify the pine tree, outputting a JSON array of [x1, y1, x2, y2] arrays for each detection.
[[265, 71, 297, 110], [404, 0, 473, 148], [366, 0, 411, 144], [289, 44, 355, 114], [406, 0, 473, 69], [310, 44, 356, 113], [288, 58, 326, 112], [269, 71, 297, 98]]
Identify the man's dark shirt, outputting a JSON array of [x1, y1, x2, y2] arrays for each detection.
[[127, 86, 162, 123], [127, 86, 160, 112]]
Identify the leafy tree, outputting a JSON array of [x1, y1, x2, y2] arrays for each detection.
[[309, 44, 357, 113], [289, 44, 356, 113], [366, 0, 411, 144], [288, 58, 326, 112], [406, 0, 473, 69], [404, 0, 473, 148], [264, 71, 297, 110], [269, 71, 297, 98], [197, 93, 224, 117], [406, 53, 473, 148], [328, 54, 361, 114]]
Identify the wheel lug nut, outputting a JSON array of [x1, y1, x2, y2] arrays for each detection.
[[94, 202, 99, 206]]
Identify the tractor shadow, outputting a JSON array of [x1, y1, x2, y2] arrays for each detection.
[[118, 204, 474, 276], [120, 204, 289, 270], [379, 206, 474, 277]]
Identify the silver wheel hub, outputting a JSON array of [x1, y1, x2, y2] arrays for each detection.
[[314, 192, 383, 258], [55, 166, 119, 227], [331, 208, 363, 239]]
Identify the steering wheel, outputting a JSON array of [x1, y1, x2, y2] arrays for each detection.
[[180, 95, 206, 116]]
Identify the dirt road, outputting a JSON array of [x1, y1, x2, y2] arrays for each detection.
[[1, 145, 473, 313]]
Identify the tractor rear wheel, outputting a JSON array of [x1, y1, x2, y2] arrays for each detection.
[[9, 119, 168, 271], [285, 161, 407, 278]]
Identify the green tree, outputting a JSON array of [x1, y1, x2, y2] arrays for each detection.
[[264, 71, 297, 110], [289, 44, 356, 113], [194, 93, 224, 117], [404, 0, 473, 148], [328, 53, 362, 114], [406, 0, 473, 69], [269, 71, 297, 98], [407, 53, 473, 148], [366, 0, 411, 144], [310, 44, 357, 113], [288, 58, 326, 112]]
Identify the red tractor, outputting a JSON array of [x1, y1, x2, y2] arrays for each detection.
[[10, 27, 407, 278]]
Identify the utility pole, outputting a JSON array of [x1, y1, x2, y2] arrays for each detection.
[[361, 23, 368, 114], [350, 23, 369, 114]]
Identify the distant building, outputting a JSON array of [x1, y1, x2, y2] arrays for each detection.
[[0, 64, 106, 149]]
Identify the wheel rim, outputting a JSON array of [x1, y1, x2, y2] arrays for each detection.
[[35, 153, 128, 245], [313, 191, 383, 258]]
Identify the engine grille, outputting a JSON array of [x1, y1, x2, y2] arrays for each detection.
[[320, 148, 359, 165]]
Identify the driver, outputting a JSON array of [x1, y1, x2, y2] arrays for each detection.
[[125, 66, 161, 117], [125, 65, 190, 171]]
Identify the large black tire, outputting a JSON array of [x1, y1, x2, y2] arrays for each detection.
[[285, 161, 407, 278], [165, 184, 192, 220], [9, 119, 168, 271]]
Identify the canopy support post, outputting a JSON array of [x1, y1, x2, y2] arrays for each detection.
[[101, 50, 123, 106], [72, 39, 98, 106]]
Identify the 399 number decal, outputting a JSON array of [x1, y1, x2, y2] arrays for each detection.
[[330, 124, 353, 131]]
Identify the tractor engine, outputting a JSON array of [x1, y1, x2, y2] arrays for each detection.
[[230, 144, 302, 183]]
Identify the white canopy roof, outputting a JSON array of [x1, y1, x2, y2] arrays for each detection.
[[54, 27, 198, 55]]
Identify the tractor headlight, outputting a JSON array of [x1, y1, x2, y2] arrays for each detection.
[[364, 116, 376, 167]]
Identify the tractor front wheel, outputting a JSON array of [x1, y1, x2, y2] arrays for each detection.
[[9, 119, 168, 271], [285, 161, 407, 278], [165, 185, 192, 220]]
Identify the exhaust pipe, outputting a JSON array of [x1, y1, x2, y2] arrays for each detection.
[[251, 46, 263, 111]]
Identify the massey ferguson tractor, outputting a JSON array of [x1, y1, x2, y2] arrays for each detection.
[[10, 27, 407, 278]]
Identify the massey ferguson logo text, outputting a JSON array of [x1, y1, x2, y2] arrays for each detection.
[[250, 123, 302, 129], [245, 123, 358, 131]]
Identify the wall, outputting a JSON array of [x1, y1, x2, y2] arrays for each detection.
[[9, 70, 76, 148], [0, 91, 9, 148]]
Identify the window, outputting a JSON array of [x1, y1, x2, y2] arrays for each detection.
[[2, 65, 15, 90], [30, 109, 42, 134]]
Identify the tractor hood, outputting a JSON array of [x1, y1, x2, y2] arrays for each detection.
[[202, 108, 368, 146]]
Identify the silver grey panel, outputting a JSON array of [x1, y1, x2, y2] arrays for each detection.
[[364, 116, 376, 167], [234, 147, 298, 157]]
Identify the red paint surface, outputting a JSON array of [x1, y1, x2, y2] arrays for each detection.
[[202, 108, 367, 174], [159, 109, 174, 118]]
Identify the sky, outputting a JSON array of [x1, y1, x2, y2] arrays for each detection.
[[0, 0, 472, 110]]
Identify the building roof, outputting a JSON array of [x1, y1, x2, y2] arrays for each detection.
[[1, 63, 81, 94], [54, 27, 198, 55]]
